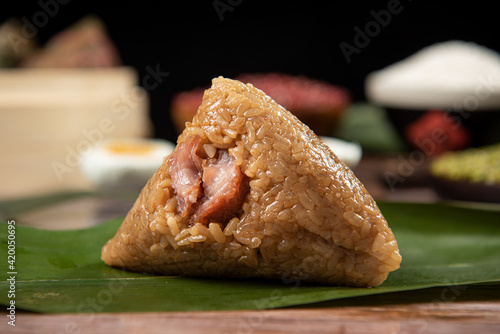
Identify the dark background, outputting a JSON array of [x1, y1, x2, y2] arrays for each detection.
[[3, 0, 500, 143]]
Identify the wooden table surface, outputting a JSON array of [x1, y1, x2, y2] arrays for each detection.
[[9, 300, 500, 333], [2, 154, 500, 333]]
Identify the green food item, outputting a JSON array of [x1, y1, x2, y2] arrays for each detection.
[[335, 103, 407, 153], [1, 202, 499, 313], [431, 144, 500, 185]]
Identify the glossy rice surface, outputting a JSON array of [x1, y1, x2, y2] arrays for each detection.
[[101, 77, 401, 286]]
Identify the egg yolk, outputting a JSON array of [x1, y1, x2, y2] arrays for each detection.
[[106, 142, 155, 155]]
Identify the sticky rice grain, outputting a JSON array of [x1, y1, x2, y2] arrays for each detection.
[[101, 77, 401, 287]]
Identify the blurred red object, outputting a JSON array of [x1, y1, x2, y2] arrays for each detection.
[[171, 72, 350, 136], [405, 110, 471, 156]]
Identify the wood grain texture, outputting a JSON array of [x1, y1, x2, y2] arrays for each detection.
[[5, 301, 500, 334], [5, 286, 500, 333]]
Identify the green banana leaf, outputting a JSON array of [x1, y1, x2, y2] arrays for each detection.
[[1, 202, 499, 313]]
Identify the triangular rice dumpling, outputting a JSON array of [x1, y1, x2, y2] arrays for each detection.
[[101, 77, 401, 287]]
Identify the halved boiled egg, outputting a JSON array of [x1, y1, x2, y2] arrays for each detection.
[[80, 138, 175, 190]]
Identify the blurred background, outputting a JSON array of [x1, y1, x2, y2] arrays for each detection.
[[2, 0, 500, 209]]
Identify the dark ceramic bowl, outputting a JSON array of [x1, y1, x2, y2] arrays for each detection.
[[431, 175, 500, 203]]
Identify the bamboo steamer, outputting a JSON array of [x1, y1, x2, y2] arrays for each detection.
[[0, 67, 151, 199]]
